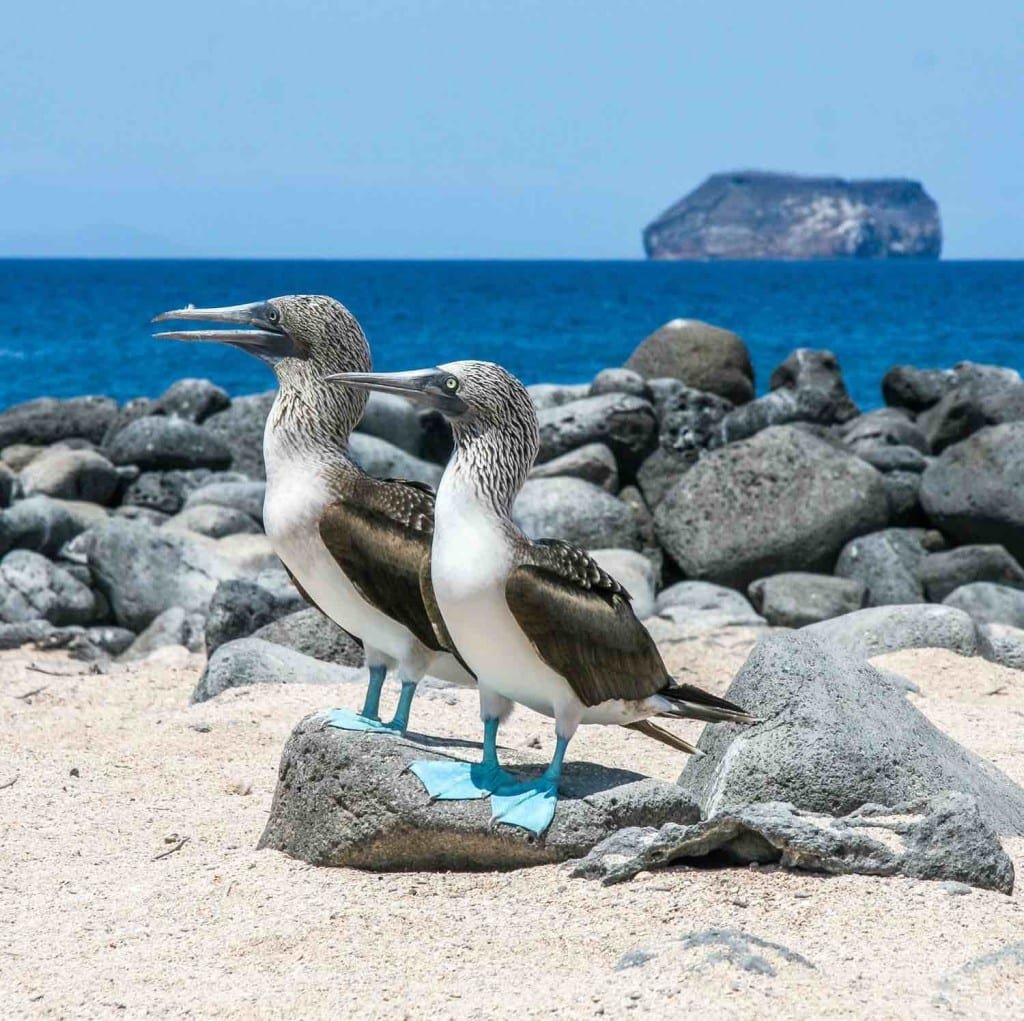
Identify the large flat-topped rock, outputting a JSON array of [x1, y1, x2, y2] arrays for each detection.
[[259, 713, 699, 871]]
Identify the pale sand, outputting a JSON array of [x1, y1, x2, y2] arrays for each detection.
[[2, 636, 1024, 1020]]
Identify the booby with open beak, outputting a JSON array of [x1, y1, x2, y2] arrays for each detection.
[[152, 296, 476, 733], [327, 361, 756, 835]]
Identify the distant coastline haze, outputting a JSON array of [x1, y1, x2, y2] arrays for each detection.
[[1, 0, 1020, 259]]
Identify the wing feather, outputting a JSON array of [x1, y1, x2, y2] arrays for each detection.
[[504, 540, 670, 707], [318, 477, 442, 653]]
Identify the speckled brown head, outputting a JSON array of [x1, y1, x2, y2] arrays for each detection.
[[152, 294, 371, 443], [326, 359, 540, 510]]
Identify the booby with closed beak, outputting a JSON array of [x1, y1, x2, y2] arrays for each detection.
[[327, 361, 756, 834], [152, 296, 476, 733]]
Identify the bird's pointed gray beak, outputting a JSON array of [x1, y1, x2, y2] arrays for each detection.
[[151, 300, 302, 364], [325, 368, 467, 416]]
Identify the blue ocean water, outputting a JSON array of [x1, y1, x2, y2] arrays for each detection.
[[1, 259, 1021, 412]]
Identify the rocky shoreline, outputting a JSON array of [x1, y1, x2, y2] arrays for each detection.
[[2, 317, 1021, 682]]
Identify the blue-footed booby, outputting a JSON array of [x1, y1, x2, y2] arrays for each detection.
[[327, 361, 756, 834], [151, 296, 476, 733]]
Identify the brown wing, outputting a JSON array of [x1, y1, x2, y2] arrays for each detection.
[[504, 540, 670, 707], [318, 476, 442, 653]]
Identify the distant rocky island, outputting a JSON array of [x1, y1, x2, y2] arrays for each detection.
[[643, 171, 942, 261]]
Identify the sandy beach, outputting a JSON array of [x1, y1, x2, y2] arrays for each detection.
[[2, 636, 1023, 1019]]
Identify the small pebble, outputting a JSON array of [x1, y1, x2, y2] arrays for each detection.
[[190, 722, 212, 733], [69, 767, 80, 778], [732, 898, 749, 908], [941, 881, 972, 896], [226, 778, 253, 796]]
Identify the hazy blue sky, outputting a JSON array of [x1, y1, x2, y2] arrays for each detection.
[[2, 0, 1021, 258]]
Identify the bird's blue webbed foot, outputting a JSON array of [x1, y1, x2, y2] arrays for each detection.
[[323, 669, 416, 734], [490, 776, 560, 835], [410, 717, 516, 800], [489, 734, 570, 835], [323, 707, 397, 733], [410, 759, 518, 800]]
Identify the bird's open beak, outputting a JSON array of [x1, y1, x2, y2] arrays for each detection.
[[325, 368, 468, 416], [151, 301, 302, 364]]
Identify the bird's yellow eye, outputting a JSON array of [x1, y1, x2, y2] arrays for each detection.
[[267, 307, 280, 324], [444, 376, 459, 392]]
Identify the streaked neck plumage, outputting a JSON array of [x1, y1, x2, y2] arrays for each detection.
[[444, 403, 540, 528], [267, 323, 371, 468]]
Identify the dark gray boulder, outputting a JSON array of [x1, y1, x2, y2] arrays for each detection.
[[192, 639, 364, 703], [570, 794, 1013, 894], [921, 424, 1024, 560], [917, 545, 1024, 602], [0, 549, 98, 625], [654, 426, 888, 588], [251, 607, 364, 666], [917, 369, 1024, 453], [588, 368, 652, 401], [514, 477, 641, 551], [834, 528, 944, 606], [977, 624, 1024, 671], [155, 378, 230, 423], [748, 572, 866, 627], [802, 604, 979, 658], [0, 619, 55, 649], [536, 394, 658, 478], [204, 575, 307, 653], [527, 383, 589, 411], [881, 471, 925, 526], [258, 715, 700, 870], [183, 480, 266, 522], [100, 397, 160, 448], [121, 606, 205, 660], [856, 445, 928, 473], [355, 392, 424, 456], [645, 581, 764, 642], [842, 408, 929, 455], [19, 447, 120, 504], [636, 384, 732, 507], [624, 319, 754, 405], [720, 350, 858, 444], [164, 504, 261, 538], [203, 390, 275, 479], [348, 433, 442, 488], [0, 495, 101, 557], [0, 395, 118, 447], [882, 365, 955, 413], [121, 469, 246, 515], [80, 519, 237, 630], [655, 579, 756, 616], [944, 584, 1024, 629], [769, 348, 859, 421], [104, 417, 232, 471], [678, 632, 1024, 834], [528, 443, 619, 493]]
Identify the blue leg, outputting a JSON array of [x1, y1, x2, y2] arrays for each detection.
[[323, 665, 405, 733], [490, 735, 570, 835], [411, 718, 519, 800]]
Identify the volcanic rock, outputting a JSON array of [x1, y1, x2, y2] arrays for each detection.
[[625, 320, 753, 405], [258, 715, 700, 870]]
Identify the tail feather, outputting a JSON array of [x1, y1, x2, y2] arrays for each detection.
[[660, 681, 758, 726], [624, 719, 704, 757]]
